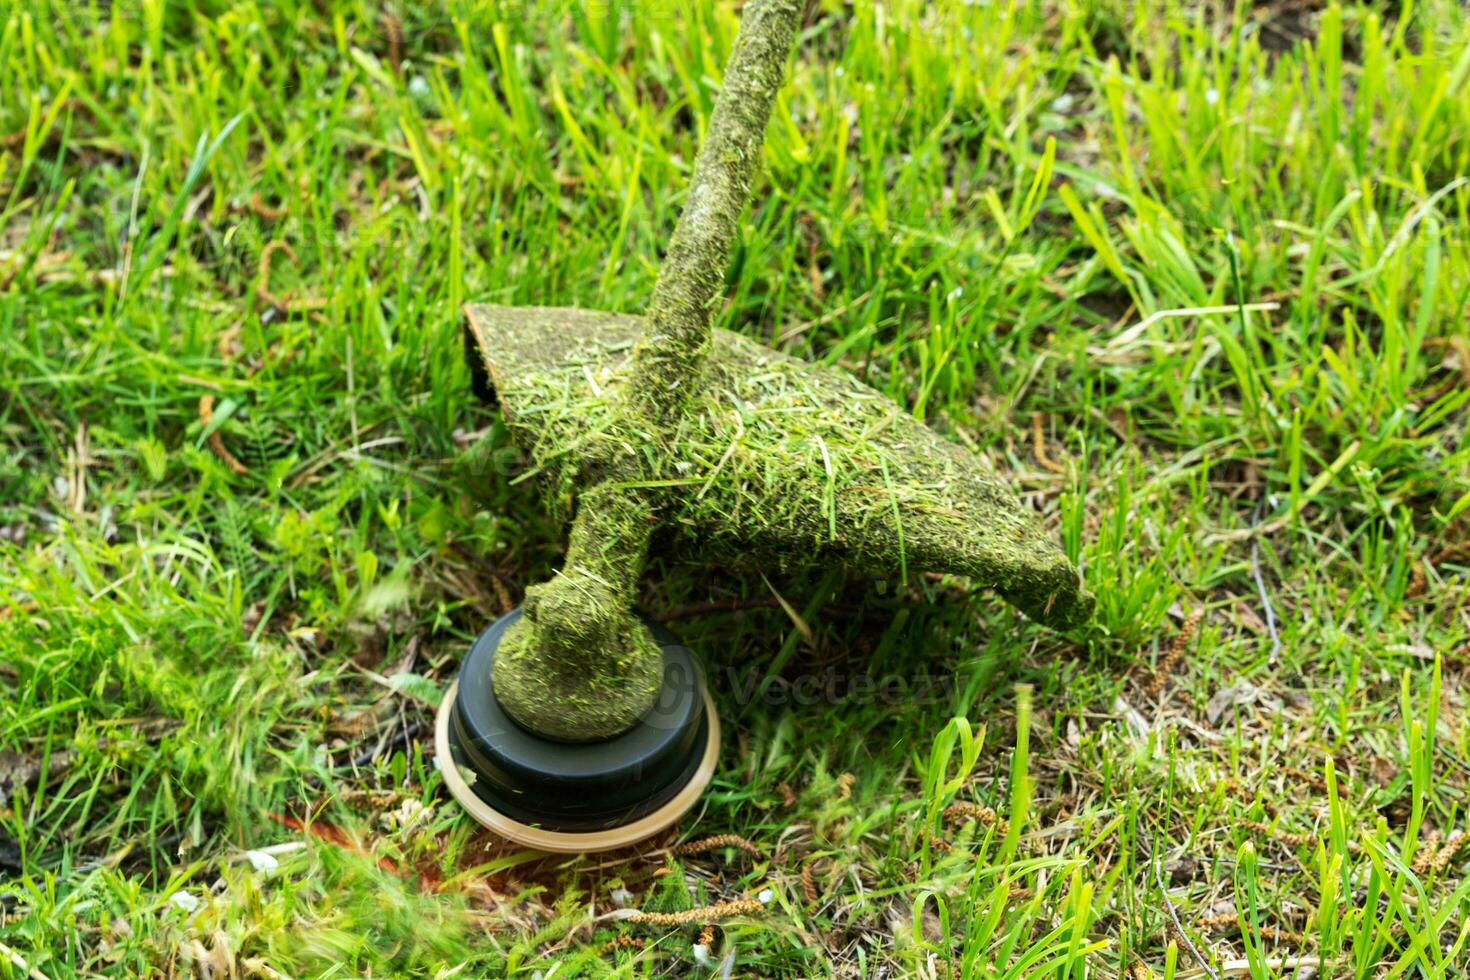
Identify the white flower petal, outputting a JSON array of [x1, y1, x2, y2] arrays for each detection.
[[244, 849, 279, 873], [168, 891, 201, 913]]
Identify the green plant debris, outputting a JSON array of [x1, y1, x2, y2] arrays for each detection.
[[469, 303, 1092, 630]]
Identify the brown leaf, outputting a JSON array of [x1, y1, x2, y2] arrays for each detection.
[[1205, 682, 1281, 726], [0, 748, 74, 807]]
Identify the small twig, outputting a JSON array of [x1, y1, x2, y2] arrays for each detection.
[[1031, 413, 1068, 475], [1149, 832, 1221, 980], [1249, 499, 1282, 665]]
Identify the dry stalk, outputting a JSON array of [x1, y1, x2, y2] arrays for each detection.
[[800, 861, 818, 905], [671, 834, 762, 859], [603, 935, 644, 953], [1248, 500, 1282, 664], [1280, 766, 1328, 794], [1197, 913, 1308, 947], [1146, 609, 1202, 699], [1031, 413, 1068, 475], [256, 241, 328, 314], [1150, 831, 1221, 980], [199, 395, 249, 475], [943, 801, 1008, 836], [248, 192, 287, 221], [1422, 832, 1466, 874], [487, 572, 513, 615], [625, 898, 765, 926], [1424, 335, 1470, 387], [1239, 819, 1316, 849], [382, 13, 403, 73], [1406, 559, 1428, 598], [1430, 539, 1470, 566], [1219, 777, 1276, 818], [946, 799, 1005, 834]]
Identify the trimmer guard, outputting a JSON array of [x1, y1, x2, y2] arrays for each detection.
[[466, 304, 1092, 629]]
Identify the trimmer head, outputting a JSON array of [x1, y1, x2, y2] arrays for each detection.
[[436, 609, 719, 852]]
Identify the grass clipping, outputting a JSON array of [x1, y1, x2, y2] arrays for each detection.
[[469, 304, 1092, 630]]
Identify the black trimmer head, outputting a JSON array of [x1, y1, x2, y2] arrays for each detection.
[[436, 610, 719, 852]]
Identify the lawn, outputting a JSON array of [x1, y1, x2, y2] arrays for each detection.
[[3, 0, 1469, 976]]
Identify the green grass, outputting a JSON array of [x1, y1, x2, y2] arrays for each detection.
[[2, 0, 1469, 975]]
